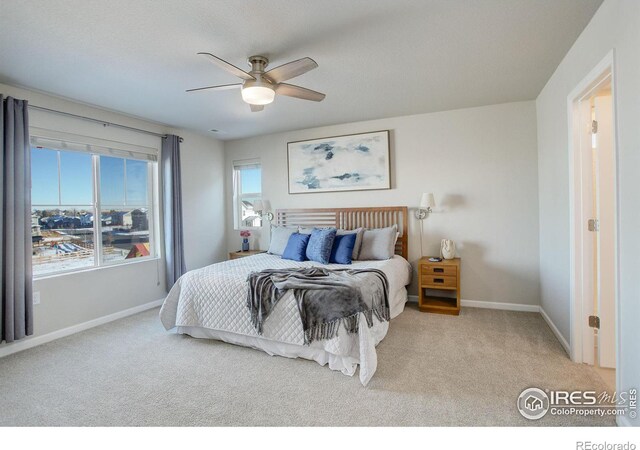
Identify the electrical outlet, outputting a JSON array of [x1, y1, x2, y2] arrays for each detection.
[[33, 291, 41, 305]]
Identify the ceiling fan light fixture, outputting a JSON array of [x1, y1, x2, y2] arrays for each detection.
[[241, 85, 275, 105], [188, 53, 325, 109]]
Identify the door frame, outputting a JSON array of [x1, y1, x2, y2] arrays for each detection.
[[567, 50, 620, 379]]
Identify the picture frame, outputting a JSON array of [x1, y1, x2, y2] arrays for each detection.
[[287, 130, 391, 194]]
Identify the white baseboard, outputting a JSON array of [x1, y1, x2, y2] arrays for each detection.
[[539, 306, 571, 356], [461, 299, 539, 312], [0, 298, 164, 359], [407, 295, 539, 312]]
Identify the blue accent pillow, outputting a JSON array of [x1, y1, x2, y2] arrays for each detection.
[[306, 228, 337, 264], [282, 233, 310, 261], [330, 233, 357, 264]]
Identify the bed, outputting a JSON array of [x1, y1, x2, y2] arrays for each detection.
[[159, 207, 411, 385]]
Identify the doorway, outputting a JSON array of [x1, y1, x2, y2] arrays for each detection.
[[568, 51, 619, 392]]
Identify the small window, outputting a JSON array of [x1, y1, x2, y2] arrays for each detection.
[[233, 161, 262, 229], [31, 145, 157, 277]]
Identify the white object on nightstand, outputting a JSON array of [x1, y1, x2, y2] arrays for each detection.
[[440, 239, 456, 260]]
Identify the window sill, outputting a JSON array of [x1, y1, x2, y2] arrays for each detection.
[[33, 256, 161, 281]]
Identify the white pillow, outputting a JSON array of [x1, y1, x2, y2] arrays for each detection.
[[267, 226, 298, 256], [357, 225, 398, 261]]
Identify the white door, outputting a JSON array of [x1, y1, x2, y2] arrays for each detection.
[[593, 94, 616, 369], [580, 98, 597, 365]]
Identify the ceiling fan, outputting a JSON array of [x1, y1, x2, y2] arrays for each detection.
[[187, 53, 326, 112]]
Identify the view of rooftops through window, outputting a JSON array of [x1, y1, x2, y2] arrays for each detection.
[[31, 147, 154, 276]]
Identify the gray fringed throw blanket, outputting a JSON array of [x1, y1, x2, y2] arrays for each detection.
[[247, 267, 390, 345]]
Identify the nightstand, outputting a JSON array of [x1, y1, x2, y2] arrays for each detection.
[[418, 257, 461, 315], [228, 250, 266, 260]]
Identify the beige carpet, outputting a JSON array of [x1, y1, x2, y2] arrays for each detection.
[[0, 305, 615, 426]]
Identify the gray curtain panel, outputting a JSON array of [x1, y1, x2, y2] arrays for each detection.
[[161, 134, 186, 289], [1, 96, 33, 343]]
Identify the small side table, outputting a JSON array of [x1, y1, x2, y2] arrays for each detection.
[[418, 257, 461, 315], [228, 250, 266, 260]]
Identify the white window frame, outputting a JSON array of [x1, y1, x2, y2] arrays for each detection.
[[30, 134, 159, 279], [233, 159, 262, 230]]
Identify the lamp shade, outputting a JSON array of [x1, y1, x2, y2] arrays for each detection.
[[420, 193, 435, 209], [253, 200, 264, 212]]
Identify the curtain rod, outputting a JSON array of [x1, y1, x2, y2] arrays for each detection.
[[28, 104, 183, 142]]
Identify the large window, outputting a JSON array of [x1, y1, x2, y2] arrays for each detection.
[[233, 161, 262, 228], [31, 144, 156, 277]]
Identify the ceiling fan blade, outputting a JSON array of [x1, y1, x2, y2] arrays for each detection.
[[264, 57, 318, 83], [275, 83, 326, 102], [198, 52, 255, 81], [185, 83, 242, 93], [250, 104, 264, 112]]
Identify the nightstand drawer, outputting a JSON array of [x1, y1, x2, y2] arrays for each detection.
[[419, 257, 461, 315], [421, 274, 457, 289], [421, 264, 457, 276]]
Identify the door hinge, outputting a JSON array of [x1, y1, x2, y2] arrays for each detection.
[[589, 315, 601, 329], [588, 218, 600, 232], [592, 120, 598, 134]]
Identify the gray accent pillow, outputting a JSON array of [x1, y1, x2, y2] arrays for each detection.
[[357, 225, 398, 261], [336, 227, 365, 260], [298, 227, 314, 235], [268, 226, 298, 256]]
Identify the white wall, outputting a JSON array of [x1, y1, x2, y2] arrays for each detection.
[[225, 101, 540, 305], [535, 0, 639, 426], [0, 83, 226, 342], [168, 128, 226, 271]]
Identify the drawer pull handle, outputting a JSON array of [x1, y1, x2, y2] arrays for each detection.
[[433, 268, 444, 273], [434, 278, 444, 283]]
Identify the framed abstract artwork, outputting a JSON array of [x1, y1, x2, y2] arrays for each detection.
[[287, 130, 391, 194]]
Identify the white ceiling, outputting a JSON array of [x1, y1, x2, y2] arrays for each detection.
[[0, 0, 602, 140]]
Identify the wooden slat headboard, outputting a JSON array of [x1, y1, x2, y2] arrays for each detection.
[[276, 206, 408, 260]]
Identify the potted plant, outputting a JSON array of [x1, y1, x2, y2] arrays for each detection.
[[240, 230, 251, 252]]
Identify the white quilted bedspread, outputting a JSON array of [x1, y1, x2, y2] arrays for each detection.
[[159, 254, 411, 384]]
